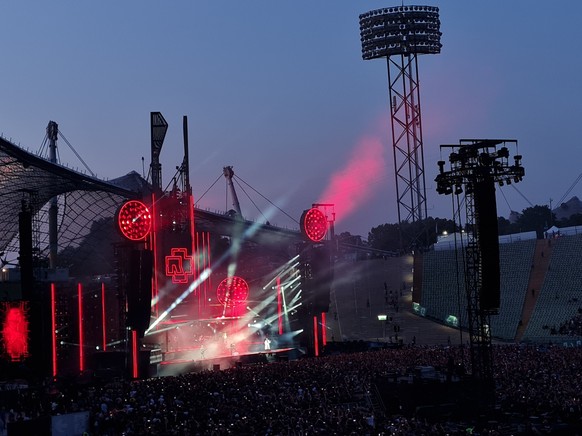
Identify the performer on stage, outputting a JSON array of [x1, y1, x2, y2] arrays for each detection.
[[264, 336, 272, 351]]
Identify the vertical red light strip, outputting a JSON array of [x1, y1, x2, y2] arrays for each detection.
[[151, 193, 159, 320], [192, 221, 200, 281], [132, 329, 138, 378], [313, 315, 319, 357], [196, 232, 200, 316], [78, 283, 84, 372], [195, 231, 200, 280], [203, 231, 207, 316], [201, 230, 206, 293], [51, 283, 57, 378], [206, 232, 211, 306], [101, 282, 107, 351], [189, 194, 196, 269], [277, 277, 283, 334], [202, 232, 210, 292], [321, 312, 327, 346]]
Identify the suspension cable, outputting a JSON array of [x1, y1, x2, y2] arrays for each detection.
[[195, 173, 223, 206], [556, 172, 582, 207], [233, 177, 268, 223], [57, 131, 96, 177], [510, 184, 533, 208], [499, 187, 512, 212], [233, 174, 299, 224], [38, 132, 49, 157]]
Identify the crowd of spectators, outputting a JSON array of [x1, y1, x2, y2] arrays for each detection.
[[549, 310, 582, 336], [1, 344, 582, 435]]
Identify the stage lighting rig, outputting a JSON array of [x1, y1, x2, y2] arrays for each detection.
[[434, 138, 524, 387], [359, 5, 442, 59], [435, 139, 524, 195], [216, 276, 249, 307], [300, 208, 327, 243], [116, 200, 152, 241], [300, 204, 335, 243]]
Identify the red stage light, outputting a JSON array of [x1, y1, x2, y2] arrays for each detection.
[[51, 284, 57, 377], [1, 302, 29, 362], [313, 315, 319, 357], [117, 200, 152, 241], [78, 283, 84, 372], [132, 329, 138, 379], [300, 208, 328, 242], [216, 276, 249, 306]]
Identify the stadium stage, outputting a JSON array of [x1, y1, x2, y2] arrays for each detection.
[[157, 347, 298, 377]]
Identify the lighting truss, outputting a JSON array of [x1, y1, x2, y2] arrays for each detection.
[[435, 139, 524, 385]]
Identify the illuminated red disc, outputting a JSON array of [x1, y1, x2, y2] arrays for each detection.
[[117, 200, 152, 241], [2, 302, 29, 362], [216, 276, 249, 306], [300, 208, 328, 242]]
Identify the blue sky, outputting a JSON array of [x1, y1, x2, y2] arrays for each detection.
[[2, 1, 581, 237]]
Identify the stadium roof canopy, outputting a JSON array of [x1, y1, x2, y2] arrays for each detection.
[[0, 135, 150, 272]]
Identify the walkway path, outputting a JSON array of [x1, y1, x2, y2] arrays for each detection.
[[515, 239, 552, 341]]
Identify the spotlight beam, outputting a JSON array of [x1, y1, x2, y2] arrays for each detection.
[[146, 268, 211, 334], [148, 210, 278, 333], [262, 255, 300, 290], [282, 275, 301, 290], [148, 200, 300, 336]]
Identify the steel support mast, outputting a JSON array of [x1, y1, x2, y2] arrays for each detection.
[[359, 5, 442, 248], [223, 166, 243, 219], [47, 121, 59, 269]]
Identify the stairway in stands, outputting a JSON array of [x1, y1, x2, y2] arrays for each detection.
[[515, 239, 553, 341]]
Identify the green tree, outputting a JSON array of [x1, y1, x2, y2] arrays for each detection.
[[368, 223, 400, 251], [368, 217, 458, 251], [558, 213, 582, 227], [336, 231, 363, 246], [516, 205, 555, 238], [497, 216, 518, 235], [424, 217, 459, 245]]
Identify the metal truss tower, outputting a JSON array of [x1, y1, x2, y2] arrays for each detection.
[[359, 6, 442, 247], [435, 139, 524, 385], [150, 112, 168, 195]]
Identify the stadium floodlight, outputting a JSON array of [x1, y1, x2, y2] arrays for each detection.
[[358, 6, 442, 247]]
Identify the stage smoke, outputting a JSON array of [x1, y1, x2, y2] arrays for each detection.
[[317, 135, 386, 223]]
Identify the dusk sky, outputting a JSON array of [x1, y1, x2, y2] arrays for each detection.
[[2, 1, 581, 237]]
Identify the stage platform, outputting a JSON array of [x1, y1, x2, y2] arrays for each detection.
[[157, 347, 299, 377]]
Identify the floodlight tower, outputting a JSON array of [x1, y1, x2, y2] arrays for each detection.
[[435, 139, 524, 386], [359, 6, 441, 247]]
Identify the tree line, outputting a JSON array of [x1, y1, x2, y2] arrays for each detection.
[[337, 205, 582, 253]]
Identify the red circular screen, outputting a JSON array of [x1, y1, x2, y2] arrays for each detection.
[[300, 208, 328, 242], [117, 200, 152, 241], [2, 303, 29, 362], [216, 276, 249, 306]]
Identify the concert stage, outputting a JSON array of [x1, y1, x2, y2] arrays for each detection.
[[157, 347, 298, 377], [143, 315, 305, 377]]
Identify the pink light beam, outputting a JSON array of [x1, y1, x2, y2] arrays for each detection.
[[317, 135, 387, 224]]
